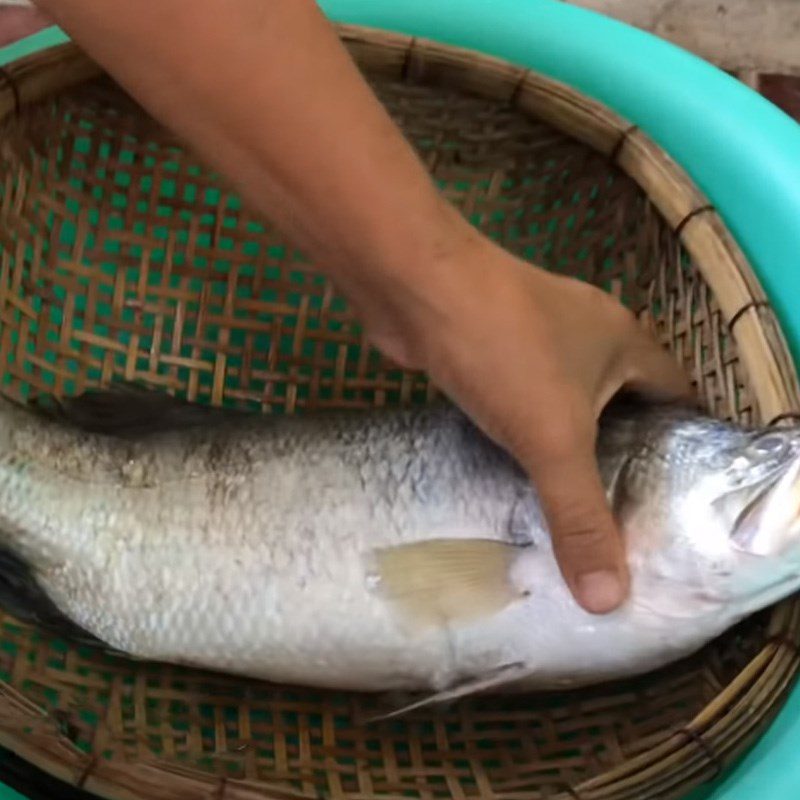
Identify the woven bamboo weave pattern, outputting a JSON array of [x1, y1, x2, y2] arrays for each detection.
[[0, 29, 797, 800], [0, 73, 760, 420]]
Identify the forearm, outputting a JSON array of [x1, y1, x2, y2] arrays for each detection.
[[35, 0, 475, 348], [0, 3, 50, 45]]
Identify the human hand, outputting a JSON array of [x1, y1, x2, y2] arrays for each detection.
[[28, 0, 691, 613], [368, 228, 693, 614]]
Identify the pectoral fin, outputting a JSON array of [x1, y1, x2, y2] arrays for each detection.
[[372, 538, 531, 630]]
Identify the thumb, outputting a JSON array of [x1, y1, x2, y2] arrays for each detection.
[[617, 329, 694, 407], [527, 433, 629, 614]]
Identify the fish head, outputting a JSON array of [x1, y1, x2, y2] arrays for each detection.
[[710, 428, 800, 555], [618, 423, 800, 627], [697, 425, 800, 600]]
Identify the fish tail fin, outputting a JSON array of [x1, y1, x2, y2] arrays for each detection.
[[0, 546, 107, 649]]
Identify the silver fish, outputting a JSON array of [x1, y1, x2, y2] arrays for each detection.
[[0, 388, 799, 713]]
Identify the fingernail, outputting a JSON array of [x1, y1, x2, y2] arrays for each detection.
[[576, 570, 623, 613]]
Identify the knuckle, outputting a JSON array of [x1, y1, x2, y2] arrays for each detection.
[[555, 522, 614, 554], [528, 431, 578, 466], [546, 503, 620, 566], [528, 416, 594, 464], [499, 411, 591, 475]]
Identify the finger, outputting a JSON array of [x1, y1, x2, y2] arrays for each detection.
[[524, 426, 629, 614], [620, 334, 695, 405]]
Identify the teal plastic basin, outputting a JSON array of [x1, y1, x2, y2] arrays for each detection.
[[2, 1, 800, 798]]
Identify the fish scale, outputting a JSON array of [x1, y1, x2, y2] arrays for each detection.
[[0, 390, 798, 708]]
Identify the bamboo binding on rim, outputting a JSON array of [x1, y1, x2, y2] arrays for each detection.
[[0, 25, 799, 800]]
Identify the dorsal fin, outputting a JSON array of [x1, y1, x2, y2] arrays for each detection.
[[29, 383, 241, 438]]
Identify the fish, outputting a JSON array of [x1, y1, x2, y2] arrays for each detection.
[[0, 385, 798, 715]]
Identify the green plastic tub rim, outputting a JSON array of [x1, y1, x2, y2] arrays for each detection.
[[2, 1, 800, 799]]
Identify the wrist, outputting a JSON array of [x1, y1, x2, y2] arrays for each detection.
[[352, 214, 512, 370]]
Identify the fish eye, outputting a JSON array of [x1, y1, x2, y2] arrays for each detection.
[[750, 434, 788, 456]]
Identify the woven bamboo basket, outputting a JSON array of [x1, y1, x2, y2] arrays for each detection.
[[0, 26, 799, 800]]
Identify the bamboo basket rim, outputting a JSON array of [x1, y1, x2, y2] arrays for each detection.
[[0, 25, 798, 800]]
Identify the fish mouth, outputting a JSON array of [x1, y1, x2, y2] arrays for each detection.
[[730, 455, 800, 557]]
